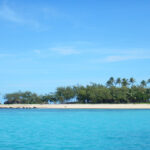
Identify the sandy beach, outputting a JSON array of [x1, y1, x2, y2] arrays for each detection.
[[0, 104, 150, 109]]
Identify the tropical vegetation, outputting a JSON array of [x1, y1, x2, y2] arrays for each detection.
[[3, 77, 150, 104]]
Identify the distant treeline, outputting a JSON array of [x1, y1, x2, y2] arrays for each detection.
[[4, 77, 150, 104]]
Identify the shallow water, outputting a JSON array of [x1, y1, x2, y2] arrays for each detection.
[[0, 109, 150, 150]]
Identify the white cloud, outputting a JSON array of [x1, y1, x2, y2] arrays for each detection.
[[0, 53, 14, 58], [104, 55, 135, 62], [42, 6, 63, 17], [95, 55, 150, 63], [34, 50, 41, 55], [0, 2, 76, 30], [0, 4, 23, 23], [0, 3, 40, 28], [91, 49, 150, 63], [51, 47, 80, 55]]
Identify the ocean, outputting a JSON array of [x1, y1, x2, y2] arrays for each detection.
[[0, 109, 150, 150]]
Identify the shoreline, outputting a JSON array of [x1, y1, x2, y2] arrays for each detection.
[[0, 104, 150, 109]]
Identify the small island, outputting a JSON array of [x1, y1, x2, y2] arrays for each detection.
[[1, 77, 150, 109]]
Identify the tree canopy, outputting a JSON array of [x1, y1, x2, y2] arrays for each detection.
[[3, 77, 150, 104]]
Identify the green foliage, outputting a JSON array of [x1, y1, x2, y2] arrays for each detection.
[[129, 77, 135, 86], [116, 77, 121, 87], [121, 78, 129, 87], [55, 86, 75, 103], [106, 77, 115, 87], [41, 93, 57, 104], [140, 80, 147, 87], [4, 91, 42, 104], [4, 77, 150, 104]]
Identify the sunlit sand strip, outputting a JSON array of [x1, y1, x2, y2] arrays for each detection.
[[0, 104, 150, 109]]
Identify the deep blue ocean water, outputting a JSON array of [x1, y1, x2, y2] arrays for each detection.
[[0, 109, 150, 150]]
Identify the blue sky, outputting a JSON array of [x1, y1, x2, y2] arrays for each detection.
[[0, 0, 150, 99]]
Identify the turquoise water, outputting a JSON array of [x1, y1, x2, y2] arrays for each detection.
[[0, 109, 150, 150]]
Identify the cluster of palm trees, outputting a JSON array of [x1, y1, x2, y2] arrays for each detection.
[[106, 77, 150, 87]]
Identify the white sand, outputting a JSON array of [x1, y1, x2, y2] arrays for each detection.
[[0, 104, 150, 109]]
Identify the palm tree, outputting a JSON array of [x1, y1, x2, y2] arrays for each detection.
[[147, 79, 150, 86], [110, 77, 114, 83], [106, 77, 114, 87], [109, 77, 115, 86], [140, 80, 147, 87], [121, 78, 129, 87], [116, 77, 121, 87], [106, 80, 112, 87], [129, 77, 135, 87]]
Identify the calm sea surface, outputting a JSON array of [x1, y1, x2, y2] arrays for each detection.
[[0, 109, 150, 150]]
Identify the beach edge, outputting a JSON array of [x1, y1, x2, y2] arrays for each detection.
[[1, 104, 150, 109]]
